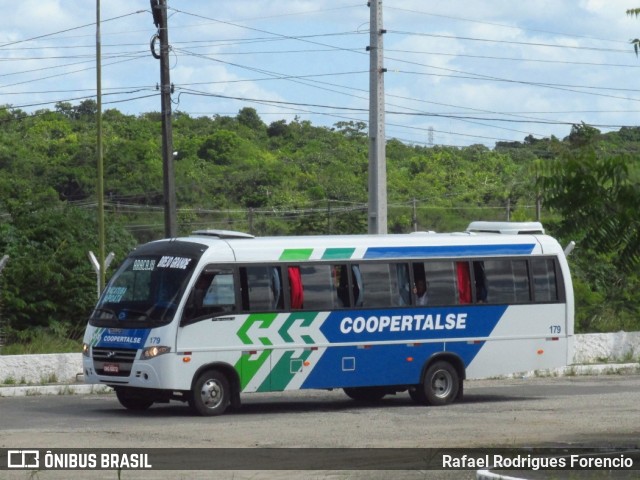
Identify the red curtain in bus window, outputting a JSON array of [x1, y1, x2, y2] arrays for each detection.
[[288, 266, 304, 309], [456, 262, 472, 304]]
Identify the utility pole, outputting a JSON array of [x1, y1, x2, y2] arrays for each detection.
[[96, 0, 106, 291], [367, 0, 387, 234], [151, 0, 177, 238], [412, 198, 418, 231], [0, 255, 7, 351]]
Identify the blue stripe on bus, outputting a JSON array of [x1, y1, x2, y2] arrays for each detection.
[[320, 306, 507, 343], [363, 243, 536, 259], [301, 341, 489, 390], [94, 328, 151, 350], [301, 306, 506, 390], [302, 343, 440, 389]]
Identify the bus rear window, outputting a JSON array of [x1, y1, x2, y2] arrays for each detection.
[[532, 258, 559, 302]]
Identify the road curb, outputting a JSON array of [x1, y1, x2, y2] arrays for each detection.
[[0, 383, 112, 397], [1, 363, 637, 398]]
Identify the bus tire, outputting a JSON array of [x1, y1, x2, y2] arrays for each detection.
[[343, 386, 386, 402], [115, 389, 154, 411], [190, 370, 230, 416], [415, 361, 459, 406]]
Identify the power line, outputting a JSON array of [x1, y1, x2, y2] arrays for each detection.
[[0, 55, 146, 90], [174, 89, 640, 129], [386, 49, 640, 69], [3, 2, 637, 148], [0, 10, 147, 49], [387, 30, 633, 54], [394, 69, 640, 94], [385, 6, 630, 45], [168, 8, 368, 57], [383, 55, 640, 104]]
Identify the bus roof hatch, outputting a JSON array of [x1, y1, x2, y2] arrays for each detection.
[[466, 221, 545, 235]]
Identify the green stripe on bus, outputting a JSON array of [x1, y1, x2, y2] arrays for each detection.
[[280, 248, 313, 261], [278, 312, 317, 343], [236, 349, 271, 390], [321, 247, 355, 260], [258, 349, 313, 392], [236, 314, 278, 390], [237, 313, 278, 345]]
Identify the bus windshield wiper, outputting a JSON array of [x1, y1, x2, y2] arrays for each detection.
[[93, 307, 117, 319], [118, 308, 150, 322]]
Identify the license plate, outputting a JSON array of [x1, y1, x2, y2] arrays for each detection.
[[103, 363, 119, 374]]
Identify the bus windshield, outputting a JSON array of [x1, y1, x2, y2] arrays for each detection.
[[89, 254, 197, 328]]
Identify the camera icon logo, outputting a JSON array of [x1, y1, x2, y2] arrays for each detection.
[[7, 450, 40, 469]]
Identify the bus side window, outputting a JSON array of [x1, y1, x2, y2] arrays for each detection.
[[240, 266, 283, 312], [481, 259, 530, 304], [456, 262, 472, 304], [532, 258, 559, 302], [205, 271, 236, 309], [421, 261, 458, 306], [355, 263, 381, 307], [183, 268, 235, 322], [356, 263, 406, 308], [294, 264, 348, 310]]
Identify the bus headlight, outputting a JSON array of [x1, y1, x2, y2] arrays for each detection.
[[141, 345, 171, 360], [82, 343, 90, 357]]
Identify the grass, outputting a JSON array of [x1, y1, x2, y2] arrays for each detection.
[[0, 326, 81, 355], [1, 374, 60, 387]]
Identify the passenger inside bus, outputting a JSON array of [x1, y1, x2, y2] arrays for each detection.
[[411, 263, 428, 306], [473, 261, 488, 303], [414, 279, 428, 305]]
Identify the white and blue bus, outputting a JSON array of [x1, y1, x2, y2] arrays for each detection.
[[82, 221, 574, 416]]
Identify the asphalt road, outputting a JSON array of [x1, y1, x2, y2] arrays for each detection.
[[0, 374, 639, 480]]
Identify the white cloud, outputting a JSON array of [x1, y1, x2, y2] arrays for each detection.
[[2, 1, 640, 146]]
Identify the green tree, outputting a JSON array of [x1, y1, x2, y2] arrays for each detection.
[[0, 203, 136, 334], [539, 124, 640, 269], [537, 123, 640, 332], [627, 8, 640, 54]]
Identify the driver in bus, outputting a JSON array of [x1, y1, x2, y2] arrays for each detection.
[[185, 274, 213, 319], [414, 279, 428, 305]]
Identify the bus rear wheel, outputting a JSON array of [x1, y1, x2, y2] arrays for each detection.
[[189, 370, 230, 416], [411, 361, 459, 406], [343, 386, 387, 402], [115, 388, 154, 411]]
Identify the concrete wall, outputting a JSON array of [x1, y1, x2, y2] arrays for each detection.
[[1, 332, 640, 386], [0, 352, 83, 384], [572, 331, 640, 364]]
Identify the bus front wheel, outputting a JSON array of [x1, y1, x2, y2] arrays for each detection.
[[411, 361, 459, 406], [190, 370, 230, 416]]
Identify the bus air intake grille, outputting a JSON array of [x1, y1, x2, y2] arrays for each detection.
[[92, 347, 137, 376]]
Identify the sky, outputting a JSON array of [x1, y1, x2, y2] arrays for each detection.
[[2, 0, 640, 148]]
